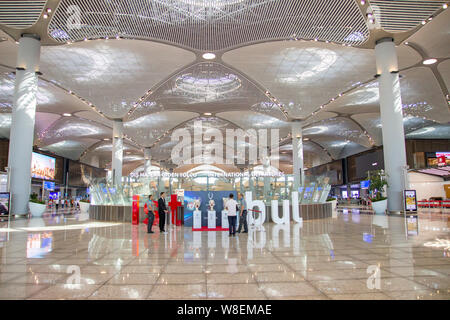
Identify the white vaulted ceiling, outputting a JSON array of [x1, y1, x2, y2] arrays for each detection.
[[48, 0, 370, 49], [39, 39, 196, 118], [0, 0, 448, 172]]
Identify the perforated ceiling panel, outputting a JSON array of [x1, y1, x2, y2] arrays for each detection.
[[0, 1, 46, 29], [370, 0, 447, 33], [48, 0, 370, 50]]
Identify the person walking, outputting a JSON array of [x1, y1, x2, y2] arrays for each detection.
[[55, 198, 59, 211], [147, 195, 156, 234], [158, 192, 168, 234], [237, 192, 248, 233], [225, 193, 237, 237]]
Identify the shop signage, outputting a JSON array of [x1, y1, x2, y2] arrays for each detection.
[[438, 155, 446, 167], [404, 190, 418, 212]]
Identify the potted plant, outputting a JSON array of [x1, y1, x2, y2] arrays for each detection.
[[79, 198, 90, 213], [29, 193, 46, 217], [326, 197, 338, 211], [368, 170, 388, 215]]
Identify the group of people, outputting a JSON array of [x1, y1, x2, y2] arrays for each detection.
[[145, 192, 168, 234], [50, 198, 80, 211], [144, 191, 249, 237], [225, 192, 248, 237]]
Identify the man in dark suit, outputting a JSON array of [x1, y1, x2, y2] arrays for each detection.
[[158, 192, 168, 233]]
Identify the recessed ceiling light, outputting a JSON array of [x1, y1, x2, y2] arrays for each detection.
[[204, 112, 212, 116], [303, 138, 310, 141], [43, 13, 48, 19], [62, 113, 72, 117], [423, 58, 437, 65], [202, 52, 216, 60], [443, 3, 448, 9], [103, 138, 110, 141]]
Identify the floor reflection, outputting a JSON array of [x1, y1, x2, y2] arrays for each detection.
[[0, 207, 448, 299]]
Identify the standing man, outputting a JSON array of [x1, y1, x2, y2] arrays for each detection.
[[158, 192, 168, 234], [147, 194, 156, 234], [225, 193, 237, 237], [237, 192, 248, 233]]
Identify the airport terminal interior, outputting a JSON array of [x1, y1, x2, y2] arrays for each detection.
[[0, 0, 449, 300]]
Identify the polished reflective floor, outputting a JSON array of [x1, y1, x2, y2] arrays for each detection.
[[0, 207, 449, 300]]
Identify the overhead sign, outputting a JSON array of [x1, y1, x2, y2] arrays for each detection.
[[404, 190, 418, 212]]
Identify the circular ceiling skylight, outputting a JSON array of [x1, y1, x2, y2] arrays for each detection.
[[202, 53, 216, 60]]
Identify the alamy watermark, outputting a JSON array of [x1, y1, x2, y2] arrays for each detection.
[[366, 265, 381, 290], [171, 120, 279, 167]]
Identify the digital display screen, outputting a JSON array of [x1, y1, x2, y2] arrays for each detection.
[[404, 190, 418, 212], [0, 192, 10, 215], [44, 181, 55, 190], [31, 152, 55, 180], [360, 180, 370, 189]]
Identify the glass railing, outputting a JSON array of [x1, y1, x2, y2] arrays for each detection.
[[88, 173, 331, 206]]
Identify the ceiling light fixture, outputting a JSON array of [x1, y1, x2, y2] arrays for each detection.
[[443, 3, 448, 9], [204, 112, 212, 116], [62, 113, 72, 117], [423, 58, 437, 65], [202, 52, 216, 60]]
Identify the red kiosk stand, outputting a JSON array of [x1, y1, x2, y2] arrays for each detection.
[[132, 195, 140, 225], [168, 194, 183, 226]]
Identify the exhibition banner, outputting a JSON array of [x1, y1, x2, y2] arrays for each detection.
[[183, 190, 237, 227]]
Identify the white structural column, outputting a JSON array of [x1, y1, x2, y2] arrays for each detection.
[[144, 147, 152, 175], [8, 34, 41, 214], [291, 121, 304, 193], [112, 120, 123, 185], [375, 38, 408, 212]]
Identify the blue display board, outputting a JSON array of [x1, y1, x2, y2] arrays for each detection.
[[183, 191, 237, 227], [44, 181, 55, 191], [361, 180, 370, 189]]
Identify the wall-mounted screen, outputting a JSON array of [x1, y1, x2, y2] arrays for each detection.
[[31, 152, 55, 180], [44, 181, 55, 190], [0, 192, 10, 215], [360, 180, 370, 189]]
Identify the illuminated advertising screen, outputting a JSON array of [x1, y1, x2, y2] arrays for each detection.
[[0, 192, 10, 215], [404, 190, 418, 212], [44, 181, 55, 190], [360, 180, 370, 189], [31, 152, 55, 180]]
